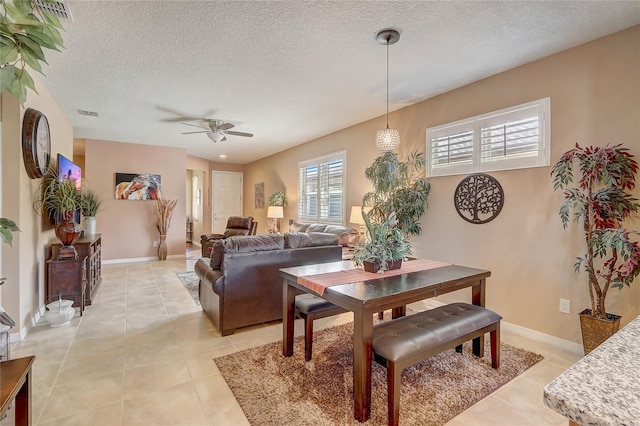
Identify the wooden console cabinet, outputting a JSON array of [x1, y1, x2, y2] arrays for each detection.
[[51, 234, 101, 305], [46, 257, 86, 314]]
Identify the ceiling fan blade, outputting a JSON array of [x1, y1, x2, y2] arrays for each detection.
[[181, 122, 209, 130], [218, 122, 235, 131], [225, 130, 254, 137], [181, 131, 210, 134]]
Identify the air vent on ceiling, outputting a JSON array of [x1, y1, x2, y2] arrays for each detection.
[[78, 109, 99, 117], [33, 0, 73, 22]]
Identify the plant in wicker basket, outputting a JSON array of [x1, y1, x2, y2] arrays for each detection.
[[155, 198, 177, 260], [551, 143, 640, 353]]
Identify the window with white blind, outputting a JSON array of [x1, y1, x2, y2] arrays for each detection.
[[426, 98, 550, 177], [298, 151, 346, 224]]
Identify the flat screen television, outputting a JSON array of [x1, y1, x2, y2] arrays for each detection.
[[57, 154, 81, 191], [57, 154, 82, 223]]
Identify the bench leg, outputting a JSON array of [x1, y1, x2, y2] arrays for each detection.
[[490, 322, 500, 369], [304, 315, 314, 362], [387, 361, 401, 426], [455, 344, 462, 353]]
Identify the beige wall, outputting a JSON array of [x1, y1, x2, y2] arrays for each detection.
[[84, 139, 187, 261], [1, 74, 74, 335], [243, 26, 640, 344]]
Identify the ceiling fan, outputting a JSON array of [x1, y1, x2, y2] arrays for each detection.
[[181, 119, 254, 142]]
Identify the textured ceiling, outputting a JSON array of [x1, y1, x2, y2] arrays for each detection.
[[41, 1, 640, 164]]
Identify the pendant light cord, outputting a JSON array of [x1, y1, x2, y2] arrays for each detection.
[[386, 37, 390, 129]]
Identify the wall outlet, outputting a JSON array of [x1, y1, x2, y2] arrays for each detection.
[[153, 241, 159, 247], [559, 298, 570, 314]]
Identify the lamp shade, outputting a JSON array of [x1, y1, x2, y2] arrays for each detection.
[[349, 206, 372, 225], [207, 131, 225, 142], [375, 127, 400, 151], [267, 206, 284, 219]]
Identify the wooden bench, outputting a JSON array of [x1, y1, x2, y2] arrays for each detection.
[[372, 302, 501, 426]]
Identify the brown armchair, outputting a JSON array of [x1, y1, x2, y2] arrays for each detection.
[[200, 216, 257, 257]]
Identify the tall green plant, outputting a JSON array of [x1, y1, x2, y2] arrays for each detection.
[[551, 143, 640, 319], [0, 0, 65, 104], [0, 218, 19, 246], [362, 151, 430, 237]]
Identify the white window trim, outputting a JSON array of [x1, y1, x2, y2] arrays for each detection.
[[298, 150, 346, 225], [426, 97, 550, 177]]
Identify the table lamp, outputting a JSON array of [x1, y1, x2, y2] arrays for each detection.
[[350, 206, 371, 236], [267, 206, 284, 233]]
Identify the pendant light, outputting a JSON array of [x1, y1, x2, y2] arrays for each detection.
[[375, 29, 401, 152]]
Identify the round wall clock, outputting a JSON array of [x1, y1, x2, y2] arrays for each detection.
[[22, 108, 51, 179]]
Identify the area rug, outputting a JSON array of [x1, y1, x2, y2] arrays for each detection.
[[214, 321, 543, 425], [176, 271, 200, 305]]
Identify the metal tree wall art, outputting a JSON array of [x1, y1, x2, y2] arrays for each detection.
[[454, 173, 504, 224]]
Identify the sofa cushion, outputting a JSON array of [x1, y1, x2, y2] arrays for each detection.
[[225, 234, 284, 252], [288, 221, 359, 246], [284, 232, 339, 248], [210, 234, 285, 269], [289, 221, 310, 233]]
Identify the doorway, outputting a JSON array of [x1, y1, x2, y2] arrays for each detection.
[[212, 171, 243, 234]]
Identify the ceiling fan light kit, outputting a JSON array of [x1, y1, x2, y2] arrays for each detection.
[[375, 28, 401, 152], [181, 119, 253, 143]]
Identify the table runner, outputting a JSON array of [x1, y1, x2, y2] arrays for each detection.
[[297, 259, 451, 295]]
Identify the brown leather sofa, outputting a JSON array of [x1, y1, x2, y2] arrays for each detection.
[[200, 216, 257, 257], [289, 221, 360, 246], [194, 232, 342, 336]]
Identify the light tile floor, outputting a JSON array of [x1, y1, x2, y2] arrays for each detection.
[[1, 250, 578, 425]]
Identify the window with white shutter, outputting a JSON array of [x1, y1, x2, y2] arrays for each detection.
[[298, 151, 346, 224], [426, 98, 550, 177]]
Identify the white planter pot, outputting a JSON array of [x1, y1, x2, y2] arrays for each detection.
[[83, 216, 97, 235], [44, 300, 75, 327]]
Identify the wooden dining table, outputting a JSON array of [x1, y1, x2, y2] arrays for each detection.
[[280, 260, 491, 422]]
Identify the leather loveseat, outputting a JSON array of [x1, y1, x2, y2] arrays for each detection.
[[289, 221, 360, 246], [194, 232, 342, 336]]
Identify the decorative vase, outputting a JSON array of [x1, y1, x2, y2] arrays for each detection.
[[55, 212, 81, 260], [363, 259, 402, 273], [83, 216, 97, 235], [158, 234, 167, 260], [579, 308, 621, 354]]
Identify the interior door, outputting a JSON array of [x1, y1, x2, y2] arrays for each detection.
[[212, 171, 243, 233]]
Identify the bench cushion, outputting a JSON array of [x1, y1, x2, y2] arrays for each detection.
[[373, 303, 501, 363], [295, 294, 341, 315]]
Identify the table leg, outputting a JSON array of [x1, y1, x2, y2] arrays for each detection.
[[472, 278, 486, 357], [352, 309, 373, 422], [391, 305, 406, 319], [14, 367, 31, 426], [282, 279, 296, 357]]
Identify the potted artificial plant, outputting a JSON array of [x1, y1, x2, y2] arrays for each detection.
[[551, 143, 640, 354], [80, 189, 102, 235], [267, 191, 287, 207], [362, 151, 431, 236], [35, 171, 82, 251], [352, 211, 412, 273]]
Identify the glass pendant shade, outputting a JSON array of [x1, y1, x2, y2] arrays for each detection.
[[375, 126, 400, 151]]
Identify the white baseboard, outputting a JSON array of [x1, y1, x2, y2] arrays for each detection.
[[103, 254, 185, 264], [420, 299, 583, 354]]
